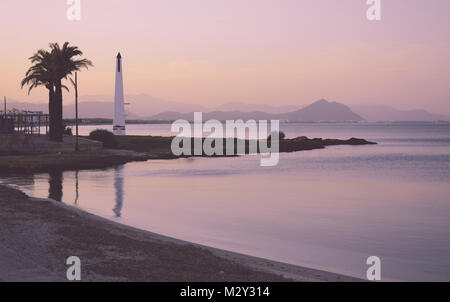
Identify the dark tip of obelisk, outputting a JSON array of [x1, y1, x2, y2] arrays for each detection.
[[117, 52, 122, 59]]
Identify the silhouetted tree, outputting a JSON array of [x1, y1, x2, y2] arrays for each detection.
[[50, 42, 92, 142], [22, 43, 92, 142], [21, 49, 60, 140]]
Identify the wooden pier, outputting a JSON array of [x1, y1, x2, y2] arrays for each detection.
[[0, 113, 49, 135]]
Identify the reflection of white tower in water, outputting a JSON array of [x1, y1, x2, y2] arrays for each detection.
[[113, 165, 124, 218], [113, 53, 126, 136]]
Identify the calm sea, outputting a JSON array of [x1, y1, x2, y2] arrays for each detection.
[[3, 123, 450, 281]]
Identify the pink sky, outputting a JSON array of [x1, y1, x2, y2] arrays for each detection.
[[0, 0, 449, 114]]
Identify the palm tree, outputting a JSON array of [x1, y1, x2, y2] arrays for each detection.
[[21, 49, 58, 140], [50, 42, 92, 141], [21, 49, 72, 141]]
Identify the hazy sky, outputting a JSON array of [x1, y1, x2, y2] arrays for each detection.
[[1, 0, 449, 113]]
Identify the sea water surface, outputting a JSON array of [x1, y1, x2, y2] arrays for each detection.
[[2, 123, 450, 281]]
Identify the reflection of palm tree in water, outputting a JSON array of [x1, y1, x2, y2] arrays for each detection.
[[48, 170, 63, 202], [113, 166, 124, 217], [74, 170, 79, 205]]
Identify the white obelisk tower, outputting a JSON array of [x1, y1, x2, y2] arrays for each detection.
[[113, 52, 126, 136]]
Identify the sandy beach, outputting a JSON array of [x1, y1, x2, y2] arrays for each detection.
[[0, 184, 361, 282]]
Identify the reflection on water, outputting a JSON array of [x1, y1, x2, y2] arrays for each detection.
[[27, 166, 124, 216], [48, 171, 63, 202], [113, 166, 124, 218], [74, 170, 79, 205], [2, 123, 450, 281]]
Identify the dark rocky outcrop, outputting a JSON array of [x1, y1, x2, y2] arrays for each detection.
[[280, 136, 376, 152]]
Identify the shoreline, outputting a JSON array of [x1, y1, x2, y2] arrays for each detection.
[[0, 134, 372, 281], [0, 184, 362, 282], [0, 134, 376, 174]]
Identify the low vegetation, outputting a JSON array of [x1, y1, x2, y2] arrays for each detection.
[[89, 130, 118, 148]]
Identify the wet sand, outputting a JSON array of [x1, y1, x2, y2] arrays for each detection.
[[0, 184, 361, 282]]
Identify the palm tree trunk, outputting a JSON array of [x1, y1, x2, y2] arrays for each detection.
[[54, 81, 64, 142], [48, 86, 56, 141]]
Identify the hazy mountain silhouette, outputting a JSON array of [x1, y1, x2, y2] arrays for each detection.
[[5, 94, 208, 119], [72, 94, 209, 117], [151, 110, 276, 121], [3, 100, 48, 113], [152, 99, 364, 122], [7, 96, 449, 122], [277, 99, 363, 122], [351, 104, 450, 122], [215, 102, 298, 114], [6, 99, 140, 119], [63, 101, 141, 119]]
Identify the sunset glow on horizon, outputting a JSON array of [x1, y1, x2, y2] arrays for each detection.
[[1, 0, 449, 114]]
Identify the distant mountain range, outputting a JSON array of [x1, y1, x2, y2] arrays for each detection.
[[4, 94, 208, 119], [280, 99, 363, 122], [350, 104, 450, 122], [151, 99, 364, 122], [5, 94, 450, 122], [215, 102, 298, 114]]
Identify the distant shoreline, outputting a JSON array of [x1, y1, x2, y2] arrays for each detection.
[[65, 119, 450, 126]]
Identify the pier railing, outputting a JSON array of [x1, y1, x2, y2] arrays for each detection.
[[0, 113, 49, 135]]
